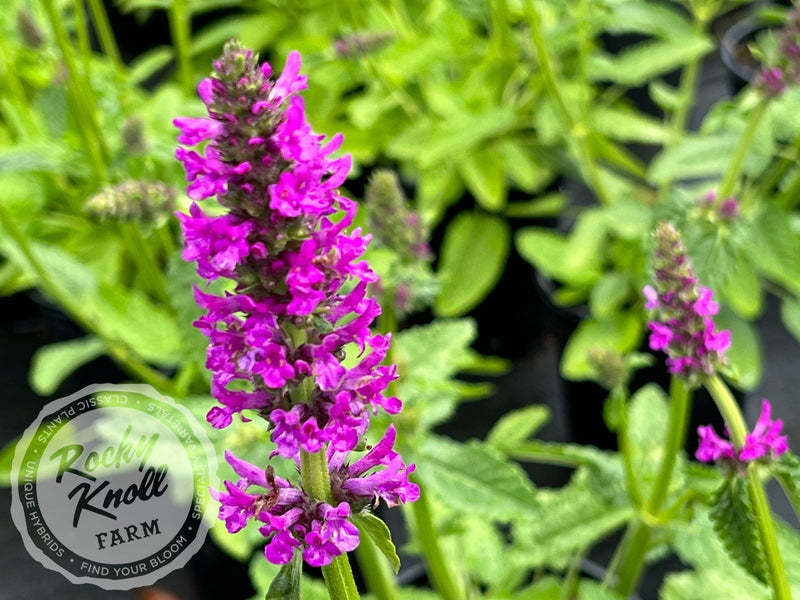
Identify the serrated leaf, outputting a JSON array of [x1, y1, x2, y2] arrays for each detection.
[[660, 568, 768, 600], [709, 477, 768, 584], [265, 550, 302, 600], [486, 406, 550, 452], [434, 212, 510, 317], [771, 453, 800, 520], [510, 469, 632, 570], [415, 436, 538, 519], [351, 512, 401, 574], [29, 336, 106, 395]]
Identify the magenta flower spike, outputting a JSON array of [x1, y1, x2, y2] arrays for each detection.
[[696, 399, 789, 463], [175, 41, 417, 567], [643, 222, 731, 386]]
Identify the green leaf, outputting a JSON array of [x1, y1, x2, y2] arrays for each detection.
[[457, 149, 507, 212], [589, 272, 630, 319], [129, 46, 173, 85], [29, 336, 106, 396], [716, 308, 762, 391], [720, 257, 762, 319], [746, 204, 800, 294], [0, 435, 18, 486], [648, 133, 737, 184], [771, 453, 800, 521], [578, 580, 625, 600], [266, 551, 302, 600], [504, 193, 566, 219], [560, 312, 642, 381], [780, 297, 800, 345], [415, 436, 539, 519], [593, 106, 669, 144], [386, 107, 516, 168], [434, 212, 510, 317], [94, 284, 184, 366], [660, 569, 768, 600], [509, 576, 562, 599], [510, 469, 632, 570], [495, 140, 554, 193], [649, 80, 680, 111], [485, 406, 551, 452], [627, 384, 671, 497], [351, 512, 401, 574], [250, 552, 329, 600], [709, 476, 768, 584], [588, 36, 712, 86]]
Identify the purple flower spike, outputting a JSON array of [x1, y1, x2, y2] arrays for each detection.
[[176, 41, 417, 568], [696, 399, 789, 463], [644, 222, 730, 386]]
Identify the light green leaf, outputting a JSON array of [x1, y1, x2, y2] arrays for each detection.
[[589, 36, 712, 86], [627, 384, 671, 497], [771, 454, 800, 521], [578, 580, 625, 600], [648, 133, 737, 184], [351, 512, 401, 574], [494, 140, 553, 193], [434, 212, 510, 317], [0, 435, 18, 486], [505, 193, 566, 219], [589, 272, 630, 319], [29, 336, 106, 396], [510, 469, 632, 570], [416, 163, 464, 226], [457, 149, 507, 212], [415, 436, 538, 519], [386, 107, 516, 168], [747, 204, 800, 294], [716, 308, 762, 391], [660, 569, 768, 600], [649, 80, 680, 111], [129, 47, 173, 85], [780, 297, 800, 345], [486, 406, 551, 452], [721, 257, 762, 319], [510, 576, 562, 599], [593, 106, 669, 144], [560, 312, 642, 381]]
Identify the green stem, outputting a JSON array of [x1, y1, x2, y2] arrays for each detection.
[[118, 222, 170, 303], [354, 531, 398, 600], [409, 487, 465, 600], [606, 377, 690, 595], [39, 0, 109, 179], [0, 202, 175, 394], [717, 101, 770, 202], [746, 466, 792, 600], [72, 0, 91, 76], [703, 375, 747, 446], [657, 17, 706, 203], [168, 0, 194, 95], [525, 0, 610, 204], [300, 449, 361, 600], [86, 0, 124, 71]]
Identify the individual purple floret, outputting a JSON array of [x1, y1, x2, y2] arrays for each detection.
[[643, 222, 731, 386], [696, 399, 789, 463]]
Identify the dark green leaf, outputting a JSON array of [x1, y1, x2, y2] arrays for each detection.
[[709, 477, 768, 584], [351, 512, 400, 574], [266, 550, 302, 600]]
